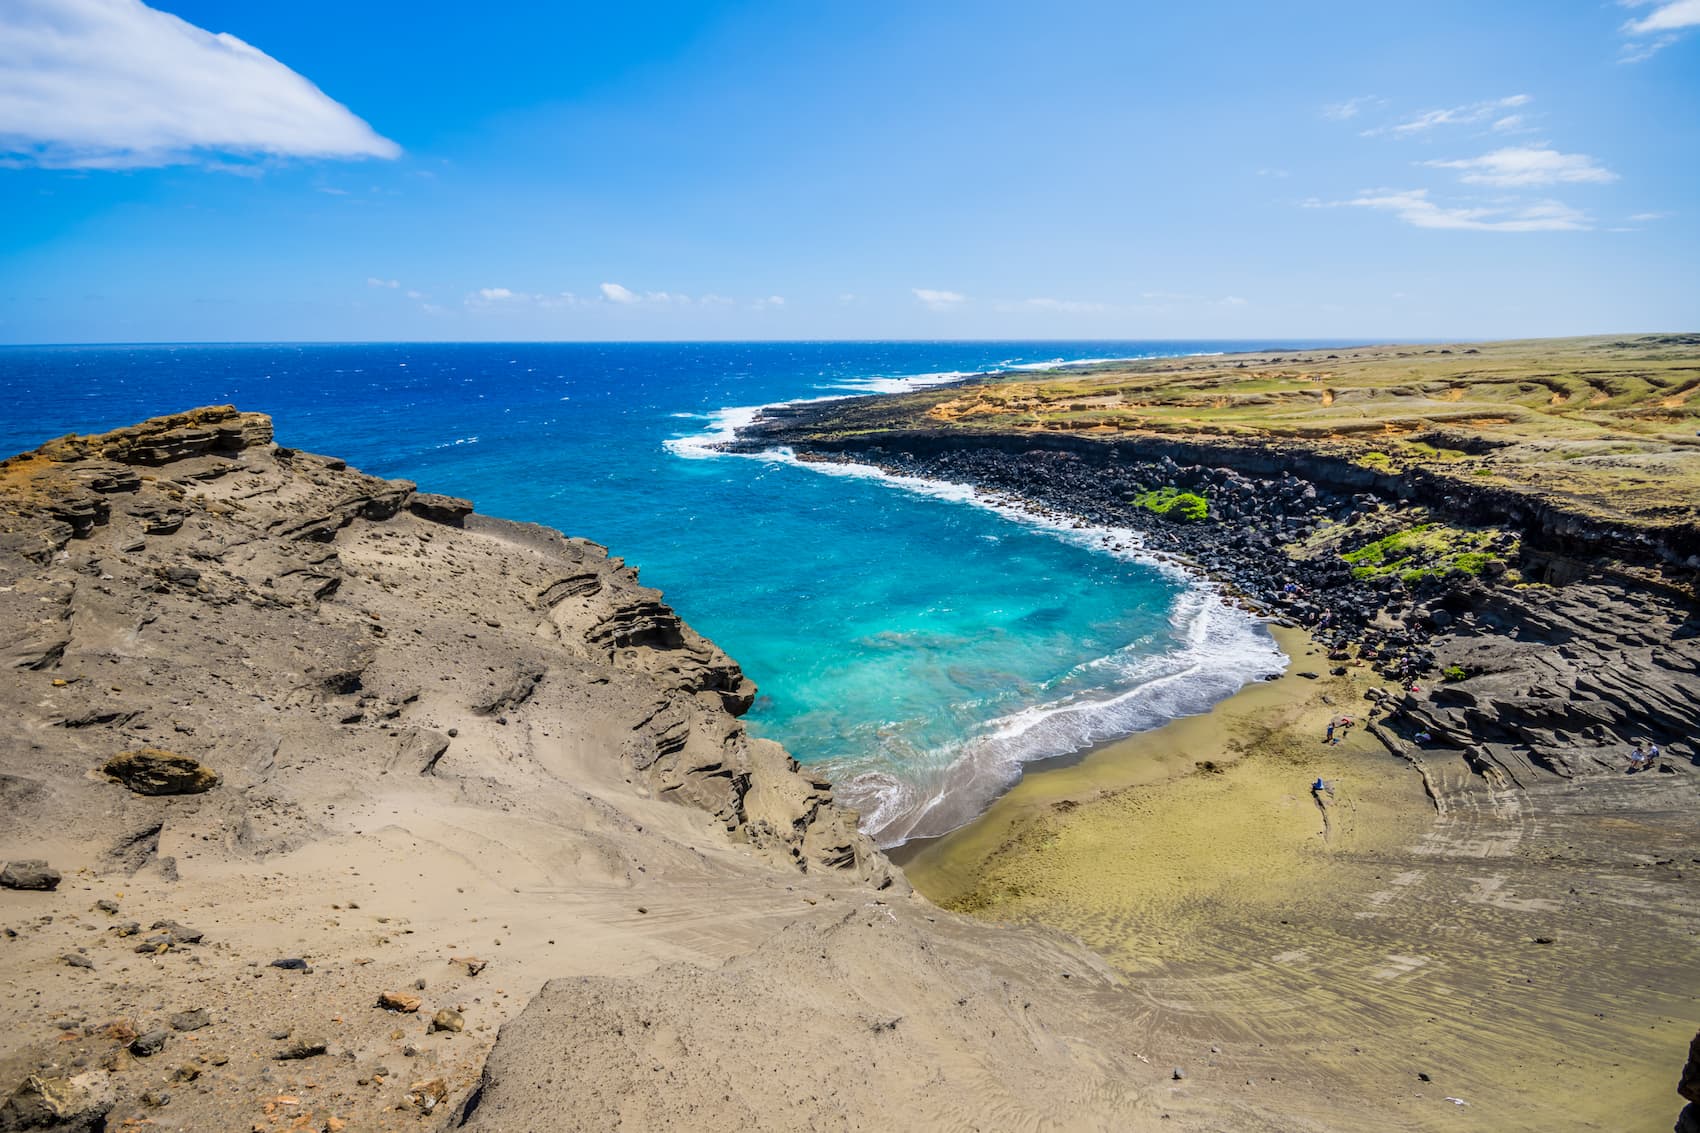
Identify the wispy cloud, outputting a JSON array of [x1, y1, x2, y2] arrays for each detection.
[[1361, 94, 1531, 138], [478, 287, 518, 302], [366, 277, 399, 289], [0, 0, 399, 169], [751, 295, 785, 310], [600, 282, 638, 304], [1316, 189, 1590, 232], [1621, 0, 1700, 33], [1322, 96, 1381, 121], [1628, 211, 1671, 222], [1423, 146, 1617, 188], [913, 288, 967, 310], [1617, 0, 1698, 60]]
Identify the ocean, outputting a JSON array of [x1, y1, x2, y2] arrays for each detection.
[[0, 340, 1326, 845]]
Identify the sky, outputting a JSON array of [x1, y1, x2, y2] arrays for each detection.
[[0, 0, 1697, 344]]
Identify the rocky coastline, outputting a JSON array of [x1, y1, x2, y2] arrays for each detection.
[[729, 406, 1700, 790], [2, 402, 1696, 1131]]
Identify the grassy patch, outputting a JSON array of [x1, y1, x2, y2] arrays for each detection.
[[1131, 487, 1209, 522], [1340, 522, 1509, 583]]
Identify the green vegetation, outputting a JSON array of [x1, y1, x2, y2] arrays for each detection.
[[1442, 665, 1468, 682], [1339, 522, 1506, 584], [1130, 487, 1208, 522]]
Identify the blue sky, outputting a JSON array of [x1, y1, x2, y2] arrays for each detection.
[[1, 0, 1696, 343]]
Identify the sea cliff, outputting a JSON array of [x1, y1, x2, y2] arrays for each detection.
[[0, 408, 1188, 1131]]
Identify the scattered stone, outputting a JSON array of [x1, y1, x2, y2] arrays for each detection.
[[269, 957, 310, 971], [1172, 1067, 1186, 1080], [168, 1008, 209, 1032], [274, 1038, 327, 1061], [129, 1030, 168, 1057], [429, 1008, 464, 1034], [451, 955, 487, 977], [149, 919, 204, 945], [139, 1089, 170, 1108], [269, 1030, 291, 1041], [101, 748, 219, 795], [93, 899, 118, 915], [0, 860, 62, 891], [0, 1073, 113, 1132], [113, 921, 140, 937], [1417, 1071, 1432, 1082], [377, 991, 421, 1013], [170, 1065, 199, 1083], [61, 952, 94, 970], [406, 1077, 448, 1114]]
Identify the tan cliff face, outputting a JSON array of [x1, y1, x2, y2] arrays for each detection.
[[0, 406, 891, 888]]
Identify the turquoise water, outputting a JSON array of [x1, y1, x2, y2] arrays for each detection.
[[0, 341, 1309, 842]]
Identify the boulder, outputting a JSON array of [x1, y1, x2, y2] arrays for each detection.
[[0, 1073, 113, 1133], [101, 749, 219, 796], [1682, 1030, 1700, 1104], [0, 860, 61, 891]]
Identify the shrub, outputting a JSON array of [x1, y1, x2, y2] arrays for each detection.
[[1131, 487, 1208, 522], [1442, 665, 1467, 682]]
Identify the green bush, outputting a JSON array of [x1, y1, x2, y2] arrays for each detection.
[[1131, 487, 1208, 522], [1442, 664, 1467, 682]]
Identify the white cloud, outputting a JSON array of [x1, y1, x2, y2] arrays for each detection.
[[1322, 96, 1381, 121], [1363, 95, 1531, 138], [405, 289, 423, 300], [699, 294, 735, 307], [600, 282, 638, 304], [366, 277, 399, 289], [1491, 114, 1526, 132], [1622, 0, 1700, 33], [913, 288, 967, 310], [1618, 34, 1679, 62], [478, 287, 517, 301], [1628, 211, 1670, 221], [1424, 146, 1617, 187], [1324, 188, 1590, 232], [751, 295, 786, 310], [0, 0, 399, 169]]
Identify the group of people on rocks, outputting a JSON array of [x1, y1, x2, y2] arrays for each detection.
[[1627, 742, 1663, 772]]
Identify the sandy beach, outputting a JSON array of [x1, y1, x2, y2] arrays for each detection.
[[899, 623, 1699, 1131]]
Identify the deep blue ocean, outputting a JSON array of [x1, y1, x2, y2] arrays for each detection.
[[0, 341, 1326, 843]]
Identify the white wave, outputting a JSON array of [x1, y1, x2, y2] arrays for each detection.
[[833, 591, 1284, 847]]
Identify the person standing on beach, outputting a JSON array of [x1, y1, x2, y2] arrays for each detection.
[[1326, 720, 1336, 744]]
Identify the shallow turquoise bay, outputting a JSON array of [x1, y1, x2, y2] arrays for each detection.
[[0, 341, 1316, 842]]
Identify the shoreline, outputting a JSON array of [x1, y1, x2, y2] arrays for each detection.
[[886, 620, 1319, 872]]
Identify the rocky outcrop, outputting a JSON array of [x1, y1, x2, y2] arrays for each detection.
[[1680, 1030, 1700, 1133], [0, 407, 891, 888], [101, 749, 220, 796]]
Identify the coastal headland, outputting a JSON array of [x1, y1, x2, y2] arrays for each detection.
[[0, 329, 1696, 1132]]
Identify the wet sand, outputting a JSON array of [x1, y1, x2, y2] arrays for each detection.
[[899, 624, 1700, 1131]]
